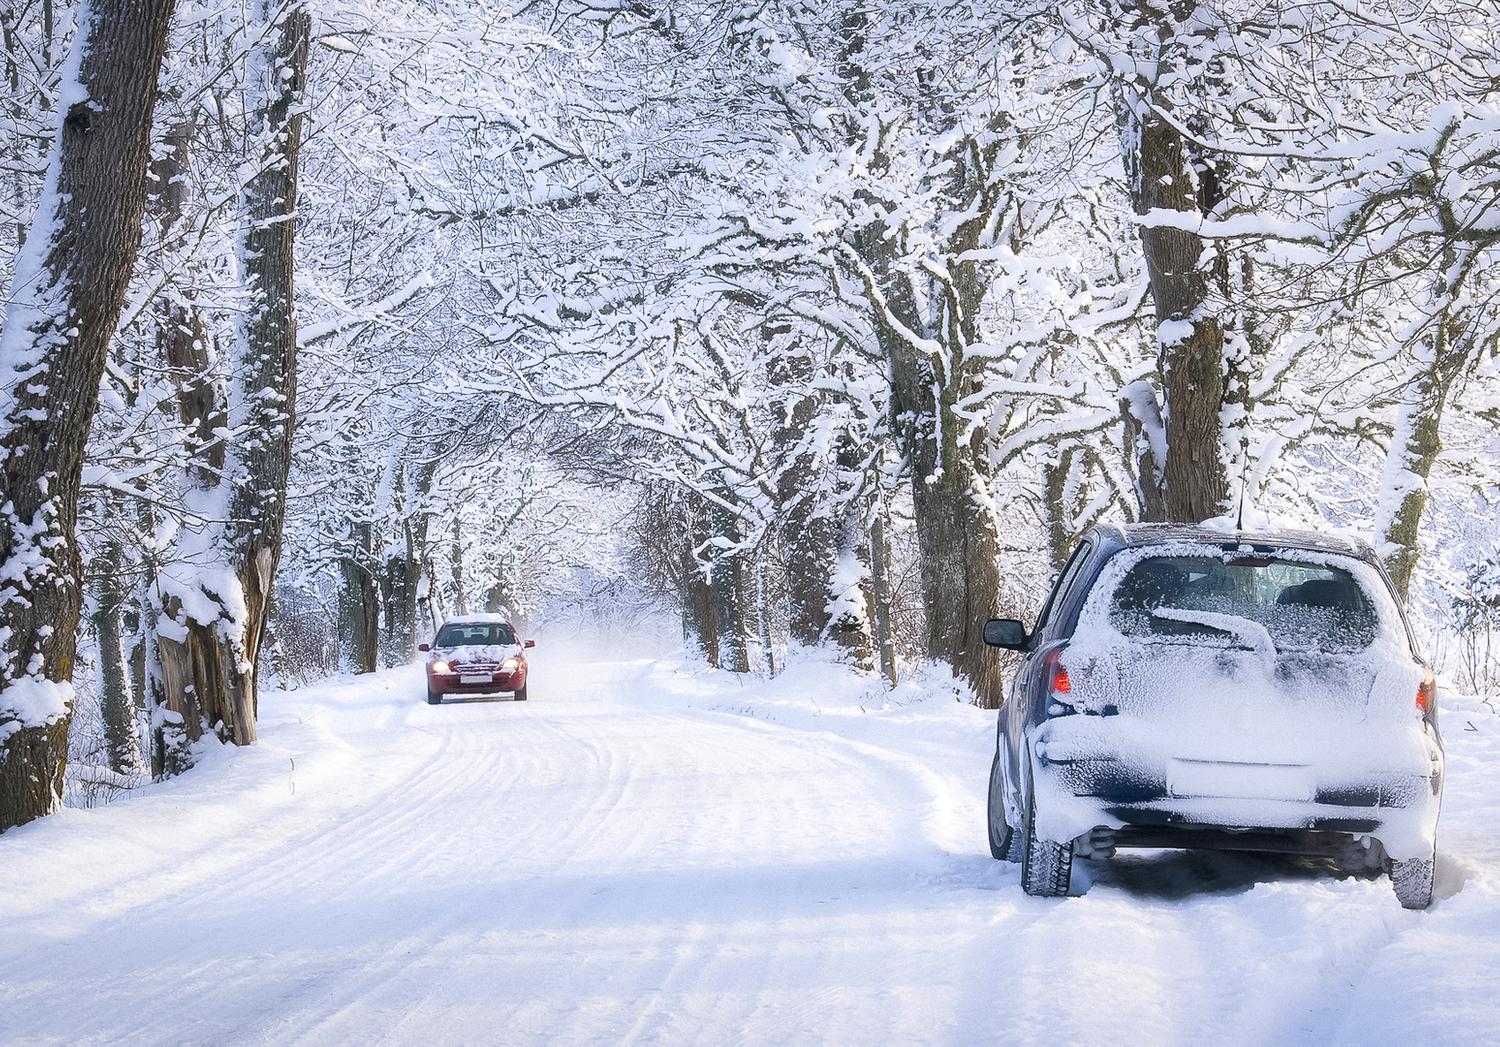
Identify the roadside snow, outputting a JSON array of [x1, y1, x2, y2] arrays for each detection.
[[2, 641, 1499, 1044]]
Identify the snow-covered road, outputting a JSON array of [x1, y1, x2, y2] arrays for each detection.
[[5, 645, 1500, 1045]]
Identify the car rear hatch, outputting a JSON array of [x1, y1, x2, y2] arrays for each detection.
[[1052, 546, 1426, 793]]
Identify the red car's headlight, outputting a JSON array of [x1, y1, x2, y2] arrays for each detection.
[[431, 660, 451, 674]]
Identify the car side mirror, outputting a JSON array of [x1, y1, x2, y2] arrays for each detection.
[[524, 640, 536, 649], [983, 618, 1028, 650], [417, 643, 430, 653]]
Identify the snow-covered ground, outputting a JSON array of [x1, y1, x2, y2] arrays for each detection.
[[4, 641, 1500, 1045]]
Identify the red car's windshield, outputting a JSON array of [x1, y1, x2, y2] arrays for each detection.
[[435, 622, 516, 647]]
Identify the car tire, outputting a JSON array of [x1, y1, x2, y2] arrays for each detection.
[[426, 690, 441, 706], [987, 751, 1020, 862], [514, 685, 527, 702], [1020, 753, 1073, 898], [1389, 849, 1436, 910]]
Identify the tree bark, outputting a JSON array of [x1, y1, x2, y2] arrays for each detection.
[[0, 0, 176, 831], [153, 1, 309, 760], [448, 513, 468, 616], [1042, 455, 1073, 574], [381, 456, 435, 663], [339, 522, 379, 674], [709, 503, 755, 673], [90, 541, 142, 774], [826, 517, 875, 671], [861, 222, 1007, 707], [1376, 319, 1465, 602], [1115, 7, 1231, 524], [866, 503, 898, 686], [680, 501, 719, 663], [771, 342, 839, 647]]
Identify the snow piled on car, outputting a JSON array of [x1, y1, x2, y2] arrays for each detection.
[[1035, 542, 1441, 858]]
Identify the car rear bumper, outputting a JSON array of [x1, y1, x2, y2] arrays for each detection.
[[1030, 717, 1443, 860], [429, 671, 524, 696]]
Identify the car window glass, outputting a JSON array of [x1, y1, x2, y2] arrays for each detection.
[[1107, 555, 1377, 652], [1035, 541, 1092, 635], [435, 623, 516, 647]]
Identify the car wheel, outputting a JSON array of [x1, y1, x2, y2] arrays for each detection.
[[987, 751, 1019, 862], [514, 685, 527, 701], [1389, 848, 1436, 910], [426, 690, 441, 706], [1020, 753, 1073, 898]]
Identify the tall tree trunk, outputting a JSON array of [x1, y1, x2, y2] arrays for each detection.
[[0, 0, 176, 831], [780, 480, 837, 645], [448, 513, 468, 616], [1115, 7, 1231, 523], [866, 502, 898, 686], [339, 521, 379, 674], [771, 341, 838, 647], [148, 108, 231, 773], [869, 237, 1006, 707], [91, 543, 142, 774], [709, 503, 755, 673], [680, 501, 718, 663], [1376, 320, 1464, 602], [216, 0, 309, 732], [153, 1, 309, 759], [382, 456, 435, 662], [827, 519, 875, 671], [1120, 380, 1168, 522], [754, 535, 788, 676]]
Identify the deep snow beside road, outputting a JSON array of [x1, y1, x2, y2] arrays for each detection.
[[4, 643, 1500, 1045]]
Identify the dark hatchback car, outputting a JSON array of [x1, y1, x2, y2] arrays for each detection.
[[420, 614, 534, 704], [984, 524, 1444, 908]]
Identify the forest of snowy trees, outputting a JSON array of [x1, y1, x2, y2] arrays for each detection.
[[1, 0, 1497, 831]]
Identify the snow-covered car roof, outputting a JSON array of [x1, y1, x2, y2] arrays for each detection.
[[1094, 523, 1377, 561], [440, 613, 514, 626]]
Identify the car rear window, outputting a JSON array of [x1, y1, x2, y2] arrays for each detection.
[[436, 622, 516, 647], [1106, 554, 1380, 653]]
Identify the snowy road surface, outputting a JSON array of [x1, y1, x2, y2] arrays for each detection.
[[5, 644, 1500, 1045]]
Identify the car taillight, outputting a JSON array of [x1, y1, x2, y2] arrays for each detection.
[[1042, 647, 1075, 717], [1417, 670, 1436, 715], [1043, 648, 1070, 697]]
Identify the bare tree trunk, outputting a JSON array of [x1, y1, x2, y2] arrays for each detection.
[[91, 543, 142, 774], [339, 522, 379, 674], [1042, 456, 1073, 574], [382, 456, 435, 662], [781, 485, 837, 645], [709, 503, 755, 673], [866, 502, 898, 686], [214, 0, 308, 735], [149, 110, 231, 773], [772, 345, 839, 646], [680, 502, 719, 663], [826, 518, 875, 671], [754, 535, 788, 676], [1115, 6, 1230, 524], [1376, 322, 1465, 601], [448, 513, 468, 616], [153, 2, 309, 761], [874, 252, 1006, 707], [0, 0, 176, 831], [1120, 382, 1168, 521]]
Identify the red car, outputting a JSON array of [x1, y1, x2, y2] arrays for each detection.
[[419, 614, 534, 704]]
